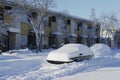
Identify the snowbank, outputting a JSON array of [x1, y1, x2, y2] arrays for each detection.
[[114, 53, 120, 59], [0, 48, 120, 80], [90, 43, 112, 58], [0, 55, 21, 60], [2, 48, 32, 55], [47, 44, 94, 62], [55, 67, 120, 80]]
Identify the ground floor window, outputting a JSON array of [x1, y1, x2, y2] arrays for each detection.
[[81, 37, 88, 45], [87, 38, 96, 46], [28, 32, 36, 49], [69, 36, 77, 43], [49, 34, 64, 48]]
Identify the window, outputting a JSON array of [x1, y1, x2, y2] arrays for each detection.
[[0, 6, 4, 21], [87, 26, 92, 29], [77, 23, 82, 30], [28, 33, 35, 48], [28, 12, 37, 19], [49, 17, 51, 26], [0, 7, 4, 12], [67, 20, 71, 25], [0, 14, 3, 20], [5, 6, 12, 10], [52, 16, 56, 22]]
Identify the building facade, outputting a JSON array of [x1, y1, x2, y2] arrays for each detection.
[[0, 0, 100, 51]]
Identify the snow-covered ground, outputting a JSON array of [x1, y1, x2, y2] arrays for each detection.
[[0, 46, 120, 80]]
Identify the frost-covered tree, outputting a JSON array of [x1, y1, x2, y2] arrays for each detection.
[[14, 0, 55, 53], [89, 8, 99, 45], [0, 23, 8, 52], [99, 12, 120, 46], [100, 13, 119, 36], [90, 8, 97, 24]]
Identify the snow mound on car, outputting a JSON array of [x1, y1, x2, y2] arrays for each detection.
[[90, 43, 112, 58], [47, 44, 94, 62]]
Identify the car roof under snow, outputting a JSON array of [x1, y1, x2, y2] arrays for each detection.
[[54, 44, 94, 55]]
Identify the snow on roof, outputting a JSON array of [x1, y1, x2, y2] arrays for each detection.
[[7, 27, 20, 33], [48, 9, 93, 24], [2, 0, 94, 24], [30, 30, 45, 34], [69, 33, 77, 37], [47, 44, 94, 62], [90, 43, 112, 58]]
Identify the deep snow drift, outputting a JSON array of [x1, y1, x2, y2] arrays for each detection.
[[0, 45, 120, 80], [55, 67, 120, 80]]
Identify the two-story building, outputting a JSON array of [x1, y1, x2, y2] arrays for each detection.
[[0, 0, 100, 51]]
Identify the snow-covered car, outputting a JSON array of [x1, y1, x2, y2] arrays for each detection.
[[90, 43, 112, 58], [47, 44, 94, 64]]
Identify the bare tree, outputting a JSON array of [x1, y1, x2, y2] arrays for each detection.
[[99, 12, 120, 46], [90, 8, 96, 20], [100, 13, 119, 36], [89, 8, 100, 45], [90, 8, 98, 25], [14, 0, 55, 53]]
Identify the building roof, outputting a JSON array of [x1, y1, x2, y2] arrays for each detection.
[[1, 0, 94, 24]]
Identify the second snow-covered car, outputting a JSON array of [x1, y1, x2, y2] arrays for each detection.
[[47, 44, 94, 64]]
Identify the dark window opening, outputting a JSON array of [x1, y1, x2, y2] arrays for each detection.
[[79, 22, 82, 27], [28, 18, 30, 22], [49, 34, 55, 48], [77, 37, 82, 43], [0, 6, 4, 21], [52, 16, 56, 22], [49, 17, 51, 26], [0, 7, 4, 12], [28, 32, 36, 49], [29, 12, 37, 19], [96, 38, 100, 43], [0, 16, 3, 20], [5, 6, 12, 10], [0, 13, 3, 15], [88, 26, 92, 29], [67, 20, 71, 25], [77, 23, 80, 31]]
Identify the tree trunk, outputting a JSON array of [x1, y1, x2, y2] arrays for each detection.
[[35, 34, 40, 53], [39, 35, 42, 52], [36, 39, 39, 53]]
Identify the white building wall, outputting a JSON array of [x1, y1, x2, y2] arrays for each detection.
[[81, 23, 88, 37], [11, 10, 21, 49], [70, 20, 76, 36]]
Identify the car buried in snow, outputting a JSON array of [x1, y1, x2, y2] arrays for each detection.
[[47, 44, 94, 64]]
